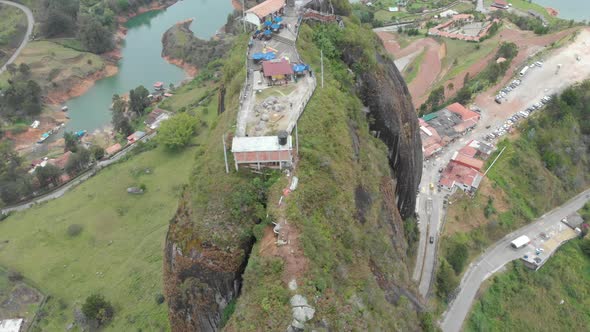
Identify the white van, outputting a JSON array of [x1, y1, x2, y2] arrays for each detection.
[[510, 235, 531, 249]]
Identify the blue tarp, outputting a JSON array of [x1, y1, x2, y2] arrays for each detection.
[[271, 23, 281, 30], [75, 130, 86, 138], [292, 64, 309, 73], [274, 16, 283, 23], [262, 52, 276, 60], [263, 29, 272, 36], [252, 52, 276, 61], [264, 20, 272, 27]]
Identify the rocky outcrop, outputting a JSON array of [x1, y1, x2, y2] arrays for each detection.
[[161, 19, 229, 70], [163, 191, 254, 332], [341, 39, 423, 219]]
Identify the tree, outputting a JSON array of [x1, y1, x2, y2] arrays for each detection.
[[111, 97, 133, 136], [40, 0, 79, 37], [78, 15, 114, 54], [581, 239, 590, 257], [90, 145, 105, 160], [65, 147, 91, 175], [129, 85, 150, 116], [447, 242, 469, 274], [63, 131, 79, 152], [82, 294, 114, 326], [157, 113, 198, 149], [18, 63, 31, 77], [36, 164, 62, 187], [447, 82, 454, 91], [436, 259, 459, 301]]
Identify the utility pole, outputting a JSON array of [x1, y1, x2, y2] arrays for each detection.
[[295, 121, 299, 156], [222, 135, 229, 173], [242, 0, 246, 33], [320, 49, 324, 88]]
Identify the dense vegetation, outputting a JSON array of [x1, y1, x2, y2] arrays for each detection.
[[439, 80, 590, 299], [0, 4, 27, 65], [468, 240, 590, 331], [0, 66, 43, 120]]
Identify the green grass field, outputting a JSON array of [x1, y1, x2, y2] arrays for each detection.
[[467, 240, 590, 331], [0, 4, 27, 65], [403, 48, 425, 84], [0, 41, 104, 92], [440, 36, 498, 84], [0, 143, 197, 331]]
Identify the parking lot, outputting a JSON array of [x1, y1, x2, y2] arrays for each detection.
[[473, 28, 590, 142]]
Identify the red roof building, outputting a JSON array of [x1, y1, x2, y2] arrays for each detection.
[[458, 145, 478, 158], [446, 103, 480, 122], [105, 143, 122, 156], [439, 161, 484, 193], [262, 59, 294, 78], [245, 0, 286, 26], [491, 0, 509, 9], [452, 152, 485, 171]]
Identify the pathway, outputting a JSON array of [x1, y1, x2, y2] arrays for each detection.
[[0, 0, 34, 74], [440, 188, 590, 332]]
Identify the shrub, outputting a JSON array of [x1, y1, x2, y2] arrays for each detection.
[[8, 270, 23, 282], [67, 224, 83, 237], [157, 113, 198, 150], [154, 293, 165, 305], [82, 294, 114, 326]]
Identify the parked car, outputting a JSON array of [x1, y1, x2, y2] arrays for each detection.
[[429, 236, 434, 244]]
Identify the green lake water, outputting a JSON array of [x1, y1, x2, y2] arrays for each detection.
[[532, 0, 590, 22], [64, 0, 234, 132]]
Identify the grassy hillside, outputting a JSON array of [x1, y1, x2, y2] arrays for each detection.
[[0, 144, 197, 331], [225, 20, 424, 331], [0, 41, 105, 96], [467, 239, 590, 331]]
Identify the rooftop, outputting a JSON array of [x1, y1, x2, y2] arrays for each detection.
[[246, 0, 286, 19], [0, 319, 23, 332], [452, 152, 485, 171], [262, 59, 295, 77], [440, 161, 484, 189], [446, 102, 480, 122], [232, 135, 292, 152]]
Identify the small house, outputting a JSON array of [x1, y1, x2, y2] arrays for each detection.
[[261, 59, 294, 84], [127, 131, 146, 144], [491, 0, 509, 9], [231, 132, 293, 170], [105, 143, 122, 156], [144, 108, 170, 130]]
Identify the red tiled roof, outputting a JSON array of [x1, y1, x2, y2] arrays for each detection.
[[246, 0, 286, 19], [494, 0, 508, 6], [105, 143, 122, 155], [453, 153, 484, 171], [440, 161, 484, 188], [262, 59, 294, 77], [446, 103, 480, 121], [459, 145, 478, 158]]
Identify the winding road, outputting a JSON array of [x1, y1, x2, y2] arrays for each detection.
[[0, 0, 34, 74], [440, 188, 590, 332]]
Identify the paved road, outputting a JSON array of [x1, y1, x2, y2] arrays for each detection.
[[1, 132, 156, 214], [0, 0, 34, 74], [440, 188, 590, 332]]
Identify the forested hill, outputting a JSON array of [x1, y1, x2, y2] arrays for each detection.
[[24, 0, 177, 54]]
